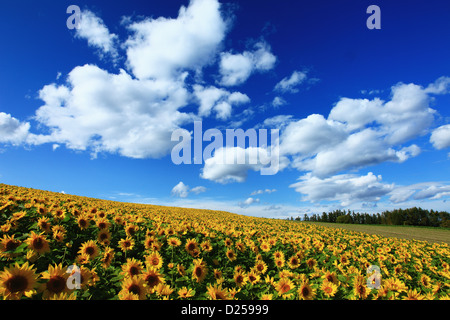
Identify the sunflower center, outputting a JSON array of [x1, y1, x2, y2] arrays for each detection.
[[128, 284, 141, 295], [195, 266, 203, 277], [145, 275, 159, 287], [129, 266, 139, 275], [302, 286, 310, 296], [5, 275, 28, 293], [5, 240, 19, 251], [85, 247, 95, 255], [187, 243, 196, 251], [32, 238, 44, 250], [47, 276, 66, 293], [281, 284, 290, 293]]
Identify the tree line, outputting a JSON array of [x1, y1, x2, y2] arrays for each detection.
[[290, 207, 450, 228]]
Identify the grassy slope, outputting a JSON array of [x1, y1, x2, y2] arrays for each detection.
[[302, 222, 450, 245]]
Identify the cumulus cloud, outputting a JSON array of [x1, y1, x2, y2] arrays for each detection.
[[289, 172, 394, 206], [277, 80, 445, 177], [250, 189, 276, 195], [430, 124, 450, 150], [33, 64, 193, 159], [200, 146, 284, 183], [171, 181, 190, 198], [274, 70, 308, 93], [389, 182, 450, 203], [0, 113, 31, 145], [238, 197, 260, 208], [193, 85, 250, 120], [171, 181, 207, 198], [75, 10, 118, 59], [218, 41, 276, 86], [125, 0, 227, 80]]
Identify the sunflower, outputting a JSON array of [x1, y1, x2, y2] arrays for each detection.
[[261, 293, 273, 300], [97, 229, 111, 245], [52, 230, 65, 243], [233, 269, 247, 287], [287, 255, 301, 269], [321, 280, 338, 298], [125, 224, 139, 237], [192, 258, 208, 283], [78, 240, 99, 260], [0, 262, 38, 300], [178, 286, 195, 299], [353, 275, 369, 299], [143, 235, 156, 250], [95, 218, 110, 230], [37, 217, 51, 233], [200, 240, 213, 252], [297, 281, 316, 300], [247, 270, 261, 286], [40, 264, 70, 299], [275, 277, 295, 296], [155, 283, 174, 298], [145, 251, 163, 270], [121, 258, 144, 278], [167, 237, 181, 247], [25, 231, 50, 255], [321, 271, 339, 285], [306, 258, 317, 269], [254, 260, 268, 274], [273, 250, 284, 259], [48, 292, 77, 300], [274, 258, 285, 268], [419, 274, 432, 288], [206, 283, 231, 300], [260, 241, 271, 252], [119, 276, 147, 300], [224, 238, 233, 247], [226, 249, 237, 261], [403, 289, 424, 300], [76, 215, 90, 230], [185, 238, 199, 255], [0, 234, 21, 259], [118, 237, 135, 252], [142, 267, 165, 292], [101, 247, 115, 269]]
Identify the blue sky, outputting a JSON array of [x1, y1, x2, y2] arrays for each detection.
[[1, 0, 450, 218]]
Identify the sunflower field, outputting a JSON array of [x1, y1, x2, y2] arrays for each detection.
[[0, 183, 449, 300]]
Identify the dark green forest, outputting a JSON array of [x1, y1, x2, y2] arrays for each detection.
[[293, 207, 450, 228]]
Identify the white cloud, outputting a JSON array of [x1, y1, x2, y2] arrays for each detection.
[[424, 76, 450, 94], [200, 146, 282, 183], [191, 186, 207, 194], [250, 188, 276, 195], [280, 114, 347, 157], [75, 10, 118, 59], [430, 124, 450, 150], [389, 182, 450, 203], [218, 41, 276, 86], [193, 85, 250, 120], [289, 172, 394, 206], [171, 181, 207, 198], [33, 64, 193, 159], [0, 112, 31, 145], [272, 96, 286, 107], [274, 70, 308, 93], [171, 181, 190, 198], [238, 197, 260, 208], [277, 80, 445, 178], [124, 0, 227, 80]]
